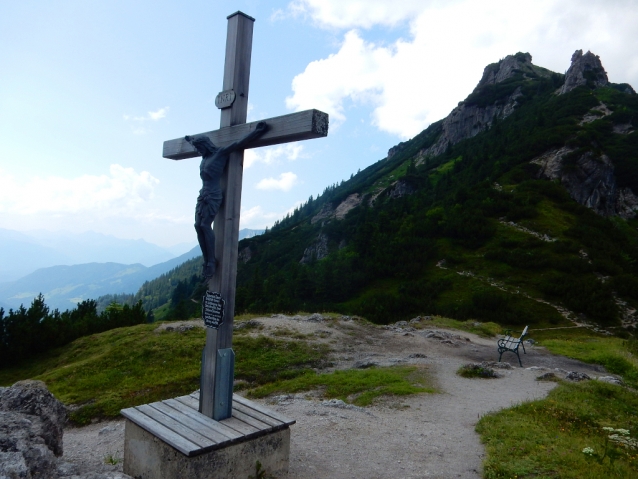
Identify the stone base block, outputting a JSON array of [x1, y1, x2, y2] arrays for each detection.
[[124, 419, 290, 479]]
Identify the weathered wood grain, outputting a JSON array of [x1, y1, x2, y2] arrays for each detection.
[[232, 394, 296, 425], [162, 109, 329, 160], [121, 407, 200, 456]]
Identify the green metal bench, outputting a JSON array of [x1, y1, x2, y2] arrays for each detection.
[[497, 326, 528, 367]]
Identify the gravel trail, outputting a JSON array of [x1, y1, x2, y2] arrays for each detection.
[[62, 316, 608, 478]]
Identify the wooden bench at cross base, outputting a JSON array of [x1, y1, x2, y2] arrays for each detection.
[[121, 392, 295, 479], [497, 326, 529, 367]]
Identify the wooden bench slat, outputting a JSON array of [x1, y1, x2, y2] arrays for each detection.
[[231, 408, 274, 431], [121, 407, 201, 456], [137, 404, 212, 449], [231, 401, 284, 428], [150, 400, 230, 445], [219, 416, 261, 437], [232, 394, 296, 426], [171, 396, 244, 440]]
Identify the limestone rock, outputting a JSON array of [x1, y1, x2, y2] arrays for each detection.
[[558, 50, 608, 95], [387, 179, 416, 199], [0, 380, 67, 457], [566, 371, 591, 381], [387, 142, 407, 160], [0, 380, 67, 479], [299, 233, 329, 264], [418, 53, 544, 159], [238, 246, 252, 263], [310, 203, 334, 224], [334, 193, 362, 219], [532, 147, 638, 218]]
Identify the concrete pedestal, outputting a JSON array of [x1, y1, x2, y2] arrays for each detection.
[[121, 393, 294, 479]]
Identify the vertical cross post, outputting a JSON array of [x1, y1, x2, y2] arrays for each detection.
[[199, 11, 255, 419]]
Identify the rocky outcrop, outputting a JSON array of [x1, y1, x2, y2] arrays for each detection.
[[311, 194, 362, 224], [579, 102, 612, 125], [334, 194, 362, 219], [0, 380, 66, 478], [387, 179, 417, 199], [419, 53, 542, 159], [0, 380, 66, 456], [0, 381, 133, 479], [558, 50, 608, 95], [238, 246, 252, 264], [300, 233, 329, 264], [310, 203, 334, 225], [387, 142, 407, 160], [532, 147, 638, 218]]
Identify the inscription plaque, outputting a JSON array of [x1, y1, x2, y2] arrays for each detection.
[[202, 291, 225, 329], [215, 89, 236, 109]]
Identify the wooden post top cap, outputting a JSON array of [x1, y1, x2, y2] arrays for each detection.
[[227, 11, 255, 21]]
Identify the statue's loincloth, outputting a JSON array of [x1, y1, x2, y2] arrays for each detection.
[[196, 187, 223, 219]]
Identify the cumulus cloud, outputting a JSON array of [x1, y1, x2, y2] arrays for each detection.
[[0, 165, 159, 215], [287, 0, 426, 28], [256, 172, 299, 191], [123, 107, 169, 134], [285, 0, 638, 139], [244, 143, 305, 168]]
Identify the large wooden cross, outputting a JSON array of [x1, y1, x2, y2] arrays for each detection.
[[162, 11, 328, 420]]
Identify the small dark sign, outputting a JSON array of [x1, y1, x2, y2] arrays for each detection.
[[215, 89, 236, 109], [202, 291, 225, 329]]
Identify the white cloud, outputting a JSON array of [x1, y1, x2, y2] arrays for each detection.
[[256, 172, 299, 191], [0, 165, 159, 215], [285, 0, 638, 139], [148, 107, 169, 121], [244, 143, 305, 168], [123, 107, 169, 134], [287, 0, 426, 29]]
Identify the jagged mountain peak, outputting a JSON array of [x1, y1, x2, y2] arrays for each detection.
[[477, 52, 535, 87], [558, 49, 609, 95]]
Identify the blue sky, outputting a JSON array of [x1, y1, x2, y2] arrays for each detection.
[[1, 0, 637, 248]]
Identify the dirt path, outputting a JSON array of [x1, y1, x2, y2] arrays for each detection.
[[62, 315, 609, 478]]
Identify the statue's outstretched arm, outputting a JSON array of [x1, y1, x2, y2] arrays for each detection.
[[227, 121, 268, 152]]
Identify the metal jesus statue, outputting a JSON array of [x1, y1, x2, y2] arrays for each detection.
[[185, 121, 268, 278]]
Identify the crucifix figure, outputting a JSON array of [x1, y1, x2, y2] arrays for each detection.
[[186, 121, 268, 279], [162, 11, 328, 420]]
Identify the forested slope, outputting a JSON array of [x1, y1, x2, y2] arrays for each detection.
[[120, 51, 638, 332]]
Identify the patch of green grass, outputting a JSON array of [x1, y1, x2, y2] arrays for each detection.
[[0, 323, 331, 424], [233, 335, 330, 386], [539, 336, 638, 388], [457, 364, 499, 378], [247, 365, 435, 407], [476, 381, 638, 478]]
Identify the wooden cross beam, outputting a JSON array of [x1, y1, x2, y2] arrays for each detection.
[[162, 11, 328, 420]]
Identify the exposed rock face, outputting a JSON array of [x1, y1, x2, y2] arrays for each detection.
[[387, 179, 417, 199], [238, 246, 252, 264], [300, 233, 329, 264], [579, 102, 612, 125], [0, 380, 66, 456], [310, 203, 334, 225], [420, 53, 541, 159], [558, 50, 608, 95], [0, 380, 67, 479], [334, 194, 362, 219], [532, 147, 638, 218], [311, 194, 362, 224], [387, 142, 407, 160]]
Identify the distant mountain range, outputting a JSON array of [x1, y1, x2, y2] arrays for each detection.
[[0, 228, 264, 311], [0, 229, 177, 283], [0, 228, 264, 283]]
